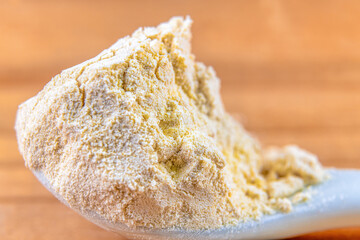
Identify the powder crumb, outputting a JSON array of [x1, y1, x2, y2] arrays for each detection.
[[15, 16, 326, 230], [270, 198, 293, 213], [292, 192, 311, 204], [267, 176, 304, 198]]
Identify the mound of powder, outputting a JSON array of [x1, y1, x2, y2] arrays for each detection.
[[15, 16, 326, 229]]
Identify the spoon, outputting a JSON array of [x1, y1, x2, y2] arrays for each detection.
[[32, 169, 360, 240]]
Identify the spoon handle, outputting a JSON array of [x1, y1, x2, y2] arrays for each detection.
[[303, 169, 360, 229], [254, 169, 360, 239]]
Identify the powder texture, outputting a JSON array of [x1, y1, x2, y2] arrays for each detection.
[[15, 17, 326, 229]]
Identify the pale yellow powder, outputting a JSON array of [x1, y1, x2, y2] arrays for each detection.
[[15, 16, 326, 230]]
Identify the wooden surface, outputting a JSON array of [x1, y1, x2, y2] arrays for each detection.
[[1, 0, 360, 239]]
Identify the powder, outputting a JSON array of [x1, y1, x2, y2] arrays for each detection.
[[15, 16, 326, 230]]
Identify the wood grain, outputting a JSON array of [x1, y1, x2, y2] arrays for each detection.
[[1, 0, 360, 239]]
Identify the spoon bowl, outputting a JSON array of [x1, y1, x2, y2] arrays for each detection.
[[33, 169, 360, 240]]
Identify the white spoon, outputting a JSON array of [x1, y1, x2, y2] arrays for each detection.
[[33, 169, 360, 240]]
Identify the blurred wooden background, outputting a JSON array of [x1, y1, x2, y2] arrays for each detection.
[[1, 0, 360, 239]]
